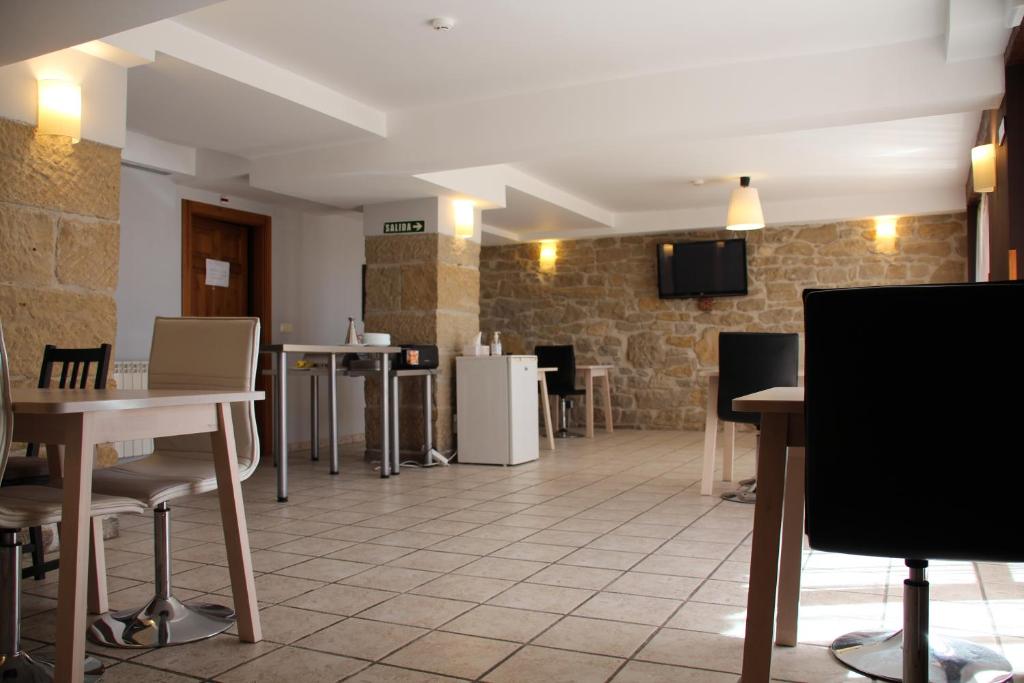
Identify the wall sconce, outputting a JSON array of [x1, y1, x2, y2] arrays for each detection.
[[539, 240, 558, 270], [37, 79, 81, 143], [971, 143, 996, 193], [453, 200, 475, 238], [874, 215, 898, 239], [726, 176, 765, 231]]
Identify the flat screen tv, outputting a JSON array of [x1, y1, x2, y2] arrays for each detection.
[[657, 238, 748, 299]]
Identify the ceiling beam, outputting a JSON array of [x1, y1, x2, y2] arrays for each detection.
[[102, 21, 388, 137], [0, 0, 220, 66], [946, 0, 1014, 62]]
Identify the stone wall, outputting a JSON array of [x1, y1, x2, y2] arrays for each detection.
[[0, 116, 121, 462], [364, 232, 480, 453], [480, 213, 967, 430]]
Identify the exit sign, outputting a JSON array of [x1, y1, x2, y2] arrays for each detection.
[[383, 220, 425, 234]]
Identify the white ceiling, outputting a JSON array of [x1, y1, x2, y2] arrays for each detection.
[[176, 0, 946, 110], [88, 0, 1010, 239], [127, 54, 374, 158]]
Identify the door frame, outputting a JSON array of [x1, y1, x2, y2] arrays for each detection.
[[181, 199, 273, 438]]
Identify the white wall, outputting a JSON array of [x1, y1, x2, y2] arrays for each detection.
[[117, 165, 367, 440]]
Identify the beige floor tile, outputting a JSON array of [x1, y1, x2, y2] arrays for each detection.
[[551, 517, 622, 533], [534, 616, 655, 657], [441, 604, 560, 642], [429, 535, 513, 555], [274, 557, 373, 582], [613, 523, 683, 540], [359, 593, 475, 628], [411, 574, 515, 602], [455, 556, 547, 581], [656, 539, 737, 560], [165, 563, 233, 592], [283, 582, 398, 615], [341, 565, 442, 592], [327, 543, 417, 564], [572, 592, 682, 626], [636, 628, 744, 673], [232, 604, 343, 644], [462, 524, 537, 542], [387, 549, 477, 572], [588, 534, 664, 553], [319, 524, 393, 542], [385, 631, 518, 679], [631, 554, 720, 579], [411, 519, 480, 535], [526, 564, 622, 590], [483, 645, 623, 683], [487, 582, 594, 613], [296, 617, 427, 660], [345, 664, 464, 682], [611, 660, 737, 682], [220, 574, 324, 604], [132, 634, 281, 678], [559, 547, 646, 570], [690, 578, 750, 606], [490, 541, 575, 562], [216, 646, 367, 682], [249, 549, 311, 573], [605, 572, 701, 600], [665, 600, 746, 636], [99, 662, 198, 683], [267, 536, 355, 557], [526, 529, 601, 546]]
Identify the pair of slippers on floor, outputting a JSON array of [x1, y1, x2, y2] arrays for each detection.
[[721, 478, 756, 504]]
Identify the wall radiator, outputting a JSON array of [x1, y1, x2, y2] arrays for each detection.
[[111, 360, 154, 458]]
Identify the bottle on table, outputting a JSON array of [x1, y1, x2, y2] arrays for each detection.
[[490, 331, 502, 356]]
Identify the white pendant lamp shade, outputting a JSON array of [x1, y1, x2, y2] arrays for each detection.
[[726, 176, 765, 231]]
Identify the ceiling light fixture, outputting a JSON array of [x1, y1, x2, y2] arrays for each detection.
[[431, 17, 455, 31], [726, 176, 765, 231]]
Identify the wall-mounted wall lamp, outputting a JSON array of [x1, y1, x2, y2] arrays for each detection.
[[874, 215, 898, 239], [971, 143, 996, 193], [453, 200, 475, 238], [539, 240, 558, 270], [37, 79, 81, 143]]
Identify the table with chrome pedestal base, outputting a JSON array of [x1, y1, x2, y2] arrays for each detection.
[[262, 344, 400, 500]]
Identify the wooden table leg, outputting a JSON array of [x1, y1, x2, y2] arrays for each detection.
[[700, 375, 720, 496], [211, 403, 261, 643], [775, 446, 806, 647], [87, 517, 108, 615], [723, 421, 736, 483], [539, 375, 555, 450], [601, 373, 613, 433], [584, 370, 595, 438], [740, 412, 789, 683], [54, 414, 94, 683]]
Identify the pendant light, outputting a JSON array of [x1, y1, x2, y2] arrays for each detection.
[[726, 176, 765, 231]]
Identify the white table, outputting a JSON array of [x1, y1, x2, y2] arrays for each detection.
[[732, 386, 806, 682], [11, 388, 264, 683], [261, 344, 399, 500]]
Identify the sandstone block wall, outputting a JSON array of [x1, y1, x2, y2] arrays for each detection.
[[480, 213, 967, 430], [0, 116, 121, 465], [364, 232, 480, 453]]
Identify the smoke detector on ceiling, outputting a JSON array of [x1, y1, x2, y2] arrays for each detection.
[[431, 17, 456, 31]]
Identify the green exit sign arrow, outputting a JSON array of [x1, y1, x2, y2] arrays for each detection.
[[383, 220, 425, 234]]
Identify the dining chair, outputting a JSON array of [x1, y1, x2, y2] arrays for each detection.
[[1, 342, 112, 581], [88, 316, 261, 648], [714, 331, 799, 503], [803, 282, 1024, 682], [0, 321, 145, 681], [535, 345, 585, 438]]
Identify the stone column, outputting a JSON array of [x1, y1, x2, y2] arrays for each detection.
[[363, 198, 480, 456]]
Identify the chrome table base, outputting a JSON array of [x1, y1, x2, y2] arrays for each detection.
[[832, 629, 1013, 682], [0, 652, 103, 682], [88, 595, 234, 648]]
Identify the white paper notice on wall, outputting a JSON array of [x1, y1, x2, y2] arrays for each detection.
[[205, 258, 230, 287]]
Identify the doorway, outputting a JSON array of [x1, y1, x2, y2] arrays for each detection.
[[181, 199, 272, 443]]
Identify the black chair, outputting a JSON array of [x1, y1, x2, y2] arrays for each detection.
[[804, 282, 1023, 683], [717, 332, 799, 502], [0, 343, 112, 580], [535, 345, 585, 438]]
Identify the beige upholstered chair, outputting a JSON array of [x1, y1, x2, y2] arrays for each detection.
[[0, 321, 145, 681], [88, 316, 260, 649]]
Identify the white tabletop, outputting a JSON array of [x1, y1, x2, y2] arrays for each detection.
[[731, 387, 804, 414], [11, 388, 265, 414], [261, 344, 400, 354]]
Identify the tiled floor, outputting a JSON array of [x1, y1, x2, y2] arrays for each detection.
[[20, 429, 1024, 681]]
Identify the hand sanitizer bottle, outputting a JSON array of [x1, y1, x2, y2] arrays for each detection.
[[490, 331, 502, 356]]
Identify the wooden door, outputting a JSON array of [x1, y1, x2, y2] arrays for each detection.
[[187, 216, 250, 317], [182, 200, 272, 447]]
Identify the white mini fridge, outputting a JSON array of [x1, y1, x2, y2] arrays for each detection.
[[456, 355, 539, 465]]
